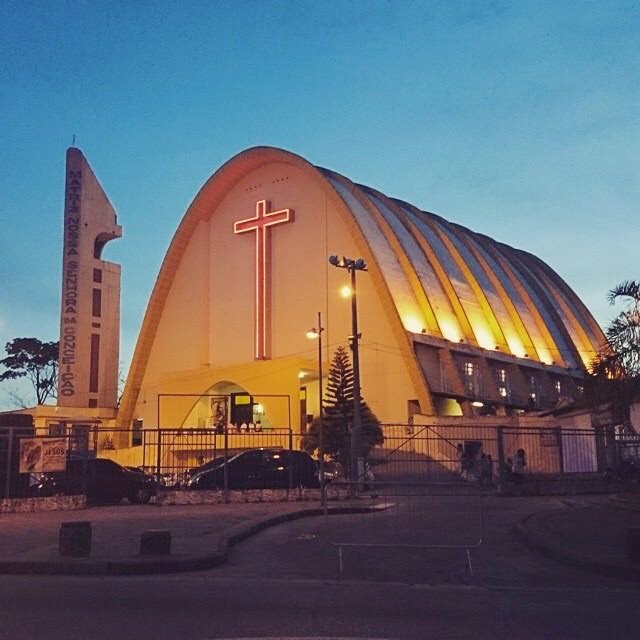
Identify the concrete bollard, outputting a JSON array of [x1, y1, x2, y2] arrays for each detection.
[[628, 527, 640, 563], [59, 521, 92, 557], [140, 530, 171, 555]]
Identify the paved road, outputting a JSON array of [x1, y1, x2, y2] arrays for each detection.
[[217, 496, 636, 588], [1, 494, 639, 639], [0, 570, 638, 639]]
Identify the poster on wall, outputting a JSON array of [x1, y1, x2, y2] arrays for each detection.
[[210, 396, 228, 432], [19, 438, 68, 473]]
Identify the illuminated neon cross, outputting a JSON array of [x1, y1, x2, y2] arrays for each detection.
[[234, 200, 294, 360]]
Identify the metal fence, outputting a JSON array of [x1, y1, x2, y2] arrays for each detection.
[[2, 420, 638, 502], [140, 428, 294, 487], [1, 429, 90, 499], [373, 423, 615, 482], [322, 480, 485, 578], [372, 424, 498, 482]]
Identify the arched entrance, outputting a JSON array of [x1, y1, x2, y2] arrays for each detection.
[[178, 381, 289, 431]]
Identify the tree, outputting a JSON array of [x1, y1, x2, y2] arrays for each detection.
[[302, 345, 383, 467], [588, 280, 640, 425], [0, 338, 59, 406], [603, 280, 640, 377]]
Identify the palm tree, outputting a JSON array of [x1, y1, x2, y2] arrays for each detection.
[[604, 280, 640, 377], [589, 280, 640, 426]]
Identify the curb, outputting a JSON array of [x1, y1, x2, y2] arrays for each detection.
[[608, 494, 640, 512], [514, 510, 640, 583], [0, 504, 378, 577]]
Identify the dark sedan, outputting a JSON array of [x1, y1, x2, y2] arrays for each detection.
[[33, 457, 158, 504], [182, 454, 232, 486], [186, 449, 320, 490]]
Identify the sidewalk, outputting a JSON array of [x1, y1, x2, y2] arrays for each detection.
[[515, 494, 640, 582], [0, 500, 372, 575], [1, 493, 639, 580]]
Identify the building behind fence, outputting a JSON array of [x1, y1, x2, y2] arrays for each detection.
[[373, 423, 606, 481], [2, 413, 639, 499]]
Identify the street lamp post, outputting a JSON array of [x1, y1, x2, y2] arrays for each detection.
[[328, 255, 367, 483], [306, 313, 325, 504]]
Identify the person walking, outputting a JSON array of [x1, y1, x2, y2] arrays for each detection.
[[511, 448, 527, 483], [479, 453, 489, 485], [486, 454, 494, 485], [456, 443, 465, 478]]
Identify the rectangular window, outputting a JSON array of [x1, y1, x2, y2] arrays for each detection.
[[132, 419, 143, 446], [462, 361, 479, 395], [93, 269, 102, 283], [48, 422, 65, 436], [497, 368, 509, 398], [528, 374, 538, 406], [71, 424, 90, 452], [88, 399, 98, 408], [92, 288, 102, 317], [89, 334, 100, 393], [554, 380, 562, 396]]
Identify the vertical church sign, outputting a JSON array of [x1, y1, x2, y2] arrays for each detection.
[[57, 148, 122, 408], [234, 200, 294, 359], [59, 163, 83, 398]]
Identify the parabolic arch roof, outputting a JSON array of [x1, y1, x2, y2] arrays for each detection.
[[118, 146, 605, 426], [316, 166, 603, 371]]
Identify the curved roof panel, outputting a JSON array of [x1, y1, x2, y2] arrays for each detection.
[[120, 146, 604, 427], [322, 168, 603, 370]]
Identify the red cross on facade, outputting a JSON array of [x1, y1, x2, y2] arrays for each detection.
[[234, 200, 294, 359]]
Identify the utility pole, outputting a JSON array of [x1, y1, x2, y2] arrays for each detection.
[[329, 255, 367, 482]]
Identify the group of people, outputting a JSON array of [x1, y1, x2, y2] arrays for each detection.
[[213, 420, 263, 434], [456, 444, 493, 484], [456, 443, 527, 485], [503, 448, 527, 483]]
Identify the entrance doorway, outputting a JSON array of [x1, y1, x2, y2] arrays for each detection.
[[159, 382, 291, 431]]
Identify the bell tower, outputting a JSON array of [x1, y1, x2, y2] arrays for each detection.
[[57, 148, 122, 409]]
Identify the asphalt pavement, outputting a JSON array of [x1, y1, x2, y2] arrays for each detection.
[[0, 492, 639, 581], [1, 492, 639, 639]]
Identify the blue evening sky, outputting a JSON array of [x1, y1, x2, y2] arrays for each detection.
[[0, 1, 638, 407]]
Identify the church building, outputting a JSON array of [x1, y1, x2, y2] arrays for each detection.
[[13, 146, 605, 456], [113, 146, 603, 442]]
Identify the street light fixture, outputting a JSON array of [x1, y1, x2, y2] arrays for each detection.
[[328, 255, 367, 483], [306, 312, 325, 504]]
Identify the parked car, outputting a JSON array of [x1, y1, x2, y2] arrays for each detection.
[[186, 449, 320, 490], [319, 459, 344, 481], [182, 454, 232, 486], [33, 457, 158, 504]]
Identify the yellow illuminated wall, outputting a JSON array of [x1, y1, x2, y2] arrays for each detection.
[[118, 146, 605, 429]]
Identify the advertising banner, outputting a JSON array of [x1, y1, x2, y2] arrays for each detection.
[[19, 437, 68, 473]]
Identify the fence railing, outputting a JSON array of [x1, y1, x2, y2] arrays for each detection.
[[375, 423, 621, 481], [2, 421, 637, 501], [1, 430, 91, 499], [139, 428, 295, 487], [322, 480, 485, 577]]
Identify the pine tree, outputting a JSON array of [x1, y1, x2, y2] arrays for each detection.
[[302, 345, 383, 467]]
